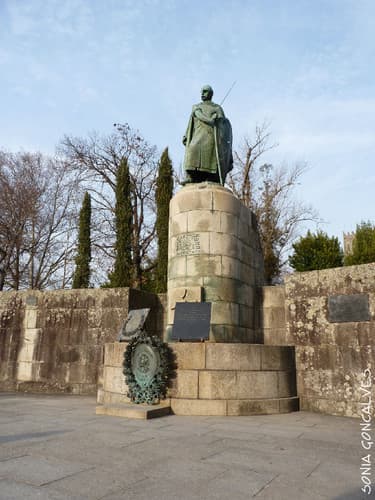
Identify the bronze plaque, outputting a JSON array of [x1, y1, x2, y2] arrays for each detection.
[[118, 308, 150, 341], [328, 294, 370, 323], [171, 302, 211, 341], [26, 295, 38, 306]]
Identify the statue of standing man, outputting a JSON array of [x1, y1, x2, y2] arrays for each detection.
[[182, 85, 233, 185]]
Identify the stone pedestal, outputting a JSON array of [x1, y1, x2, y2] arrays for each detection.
[[167, 183, 264, 342], [98, 342, 298, 416], [96, 184, 299, 419]]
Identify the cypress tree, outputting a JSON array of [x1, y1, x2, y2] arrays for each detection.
[[108, 158, 133, 287], [155, 148, 173, 293], [72, 191, 92, 288]]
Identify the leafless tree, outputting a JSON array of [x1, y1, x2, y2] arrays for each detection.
[[0, 152, 34, 289], [59, 123, 159, 287], [0, 151, 80, 290], [227, 123, 319, 284]]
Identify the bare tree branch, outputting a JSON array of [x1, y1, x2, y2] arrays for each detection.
[[0, 152, 80, 290], [59, 123, 159, 287], [229, 124, 319, 283]]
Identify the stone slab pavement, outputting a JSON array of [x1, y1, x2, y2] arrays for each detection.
[[0, 393, 371, 500]]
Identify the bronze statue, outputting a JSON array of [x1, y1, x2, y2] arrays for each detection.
[[182, 85, 233, 185]]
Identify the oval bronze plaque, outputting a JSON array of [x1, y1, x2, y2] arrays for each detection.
[[131, 344, 160, 388]]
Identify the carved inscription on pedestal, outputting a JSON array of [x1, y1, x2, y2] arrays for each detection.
[[176, 234, 201, 256]]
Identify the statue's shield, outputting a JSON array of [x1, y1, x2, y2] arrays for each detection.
[[215, 117, 233, 182]]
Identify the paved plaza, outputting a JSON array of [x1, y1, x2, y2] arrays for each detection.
[[0, 393, 369, 499]]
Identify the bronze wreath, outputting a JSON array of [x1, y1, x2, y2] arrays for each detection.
[[122, 332, 171, 404]]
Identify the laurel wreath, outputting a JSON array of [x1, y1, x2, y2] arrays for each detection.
[[122, 332, 171, 404]]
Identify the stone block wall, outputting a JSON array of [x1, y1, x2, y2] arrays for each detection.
[[285, 264, 375, 417], [0, 288, 165, 394], [0, 292, 24, 388], [2, 262, 374, 419], [262, 286, 289, 345]]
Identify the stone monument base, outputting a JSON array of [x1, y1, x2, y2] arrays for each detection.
[[98, 342, 298, 417]]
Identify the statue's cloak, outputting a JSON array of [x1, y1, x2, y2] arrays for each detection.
[[183, 102, 233, 183]]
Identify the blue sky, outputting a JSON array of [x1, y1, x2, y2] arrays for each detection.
[[1, 0, 374, 242]]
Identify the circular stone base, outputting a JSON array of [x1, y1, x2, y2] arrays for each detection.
[[170, 396, 299, 416], [168, 342, 298, 416], [99, 342, 299, 417]]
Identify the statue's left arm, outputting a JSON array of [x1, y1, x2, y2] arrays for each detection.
[[216, 105, 225, 119], [194, 108, 216, 126]]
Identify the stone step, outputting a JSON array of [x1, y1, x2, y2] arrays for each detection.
[[96, 401, 171, 420], [170, 396, 300, 416]]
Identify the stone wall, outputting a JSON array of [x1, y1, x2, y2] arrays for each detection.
[[262, 286, 288, 345], [262, 264, 375, 417], [2, 263, 374, 418], [285, 264, 375, 417], [0, 288, 165, 394], [0, 292, 24, 389]]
